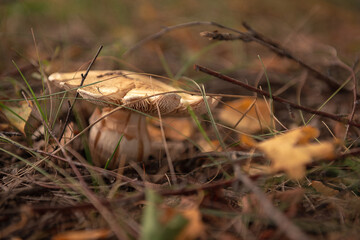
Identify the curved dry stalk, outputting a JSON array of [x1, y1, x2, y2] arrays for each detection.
[[58, 45, 103, 143], [195, 64, 360, 129]]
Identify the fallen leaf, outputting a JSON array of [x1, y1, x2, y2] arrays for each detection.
[[311, 181, 339, 197], [257, 126, 336, 179], [333, 121, 346, 140], [239, 134, 258, 148], [241, 189, 304, 218], [245, 163, 271, 176], [0, 101, 32, 135], [142, 191, 205, 240], [218, 98, 273, 134], [52, 229, 111, 240], [275, 188, 305, 217], [197, 138, 222, 152], [0, 205, 31, 239], [176, 207, 205, 240], [161, 196, 205, 240], [0, 123, 10, 131]]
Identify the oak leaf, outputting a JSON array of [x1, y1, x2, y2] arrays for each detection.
[[0, 101, 32, 135], [311, 181, 339, 197], [218, 98, 273, 134], [52, 229, 111, 240], [257, 126, 336, 179]]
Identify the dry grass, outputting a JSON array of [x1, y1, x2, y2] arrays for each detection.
[[1, 1, 360, 239]]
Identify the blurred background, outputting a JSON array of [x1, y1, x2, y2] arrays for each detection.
[[1, 2, 360, 239], [1, 0, 360, 95]]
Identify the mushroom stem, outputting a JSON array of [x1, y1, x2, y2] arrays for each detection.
[[89, 107, 150, 169]]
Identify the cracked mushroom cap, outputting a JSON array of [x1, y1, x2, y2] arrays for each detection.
[[49, 70, 218, 116]]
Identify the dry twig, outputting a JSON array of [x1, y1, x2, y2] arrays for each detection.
[[201, 22, 357, 96], [123, 20, 355, 97], [195, 64, 360, 129], [58, 45, 103, 143]]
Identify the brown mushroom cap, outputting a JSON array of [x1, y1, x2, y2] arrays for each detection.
[[49, 70, 218, 116]]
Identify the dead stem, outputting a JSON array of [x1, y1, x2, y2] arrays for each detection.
[[0, 131, 22, 136], [13, 179, 237, 214], [195, 64, 360, 129], [58, 45, 103, 143], [123, 20, 354, 96], [201, 22, 355, 96], [339, 60, 359, 140]]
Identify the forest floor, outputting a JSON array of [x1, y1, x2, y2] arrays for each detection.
[[1, 1, 360, 239]]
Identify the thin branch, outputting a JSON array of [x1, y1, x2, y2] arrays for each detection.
[[242, 22, 341, 91], [200, 30, 251, 41], [122, 20, 353, 96], [155, 102, 177, 185], [1, 57, 52, 77], [0, 131, 22, 137], [200, 22, 355, 96], [10, 179, 236, 214], [123, 21, 215, 57], [342, 59, 359, 140], [58, 45, 103, 143], [35, 148, 142, 186], [122, 21, 257, 57], [194, 64, 360, 129], [340, 147, 360, 158]]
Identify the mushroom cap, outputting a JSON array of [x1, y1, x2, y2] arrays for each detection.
[[49, 70, 218, 116]]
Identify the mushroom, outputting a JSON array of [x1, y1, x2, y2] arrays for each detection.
[[49, 70, 218, 169]]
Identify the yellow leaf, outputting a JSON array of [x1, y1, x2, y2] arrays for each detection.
[[176, 208, 205, 240], [197, 138, 222, 152], [240, 134, 257, 148], [161, 196, 205, 240], [52, 229, 111, 240], [1, 101, 32, 135], [257, 126, 336, 179], [245, 163, 272, 176], [311, 181, 339, 197], [218, 98, 273, 134]]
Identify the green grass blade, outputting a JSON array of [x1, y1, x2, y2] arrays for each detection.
[[200, 85, 226, 150], [104, 134, 124, 169], [51, 92, 67, 129], [258, 55, 275, 132], [157, 48, 175, 79], [0, 147, 50, 177], [306, 77, 352, 124], [174, 42, 221, 80], [0, 102, 28, 123], [141, 189, 162, 240], [12, 60, 47, 123], [188, 106, 213, 149]]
